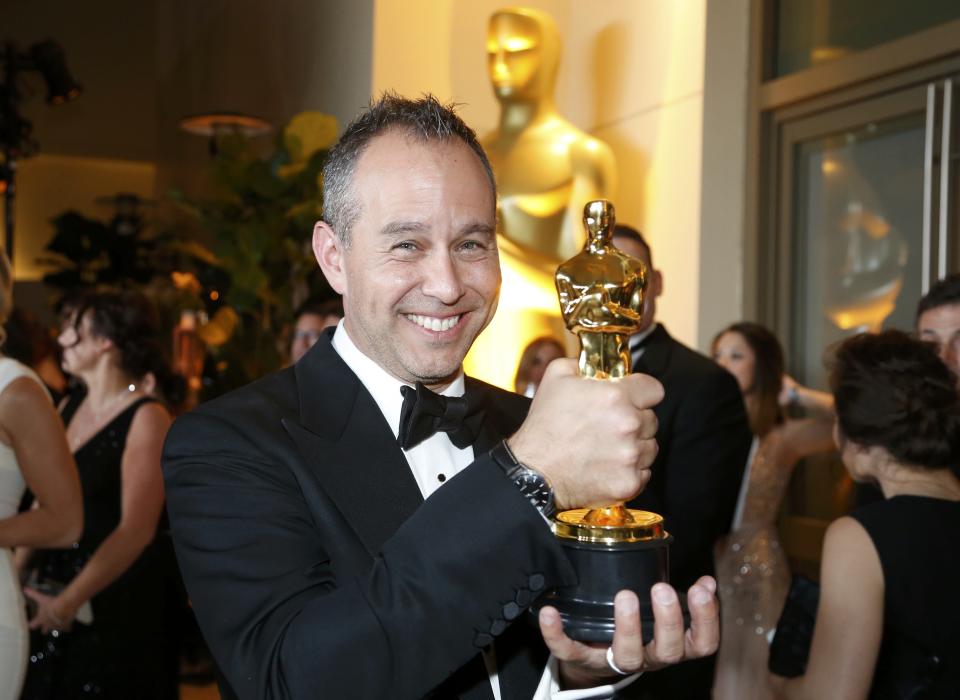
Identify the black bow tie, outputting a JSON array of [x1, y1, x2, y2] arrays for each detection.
[[397, 382, 485, 450]]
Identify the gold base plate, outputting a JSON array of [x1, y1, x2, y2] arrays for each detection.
[[555, 508, 666, 544]]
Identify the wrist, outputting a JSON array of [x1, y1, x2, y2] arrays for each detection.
[[54, 592, 80, 621], [491, 440, 557, 519]]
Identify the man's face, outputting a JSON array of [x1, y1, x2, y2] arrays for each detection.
[[612, 235, 661, 334], [917, 302, 960, 376], [315, 131, 500, 388], [290, 312, 340, 364]]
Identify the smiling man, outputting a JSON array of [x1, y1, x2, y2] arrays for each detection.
[[163, 94, 719, 700]]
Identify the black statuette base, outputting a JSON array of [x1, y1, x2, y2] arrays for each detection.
[[532, 533, 688, 643]]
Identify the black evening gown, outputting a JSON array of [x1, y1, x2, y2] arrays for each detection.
[[21, 395, 178, 700], [851, 495, 960, 699]]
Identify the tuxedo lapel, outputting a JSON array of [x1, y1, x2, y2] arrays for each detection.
[[634, 323, 672, 379], [466, 377, 529, 456], [282, 334, 423, 558]]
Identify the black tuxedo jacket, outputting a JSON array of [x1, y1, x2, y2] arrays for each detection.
[[162, 334, 577, 700], [624, 324, 750, 700], [627, 324, 751, 591]]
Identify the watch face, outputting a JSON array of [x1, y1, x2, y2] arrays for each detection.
[[516, 471, 555, 516], [518, 473, 548, 498]]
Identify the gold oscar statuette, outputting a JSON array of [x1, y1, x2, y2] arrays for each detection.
[[534, 199, 677, 643]]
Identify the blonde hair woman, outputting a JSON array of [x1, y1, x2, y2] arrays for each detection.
[[0, 251, 82, 699]]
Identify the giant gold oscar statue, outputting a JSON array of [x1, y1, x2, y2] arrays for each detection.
[[463, 7, 617, 389], [482, 6, 617, 263], [534, 200, 678, 644]]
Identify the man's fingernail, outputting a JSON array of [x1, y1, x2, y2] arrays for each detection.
[[540, 607, 559, 625], [691, 586, 711, 605], [652, 584, 676, 605], [616, 591, 639, 613]]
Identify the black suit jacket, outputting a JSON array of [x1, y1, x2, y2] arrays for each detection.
[[625, 324, 750, 700], [162, 334, 578, 700], [628, 324, 751, 590]]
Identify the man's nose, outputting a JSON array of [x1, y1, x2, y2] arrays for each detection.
[[421, 253, 465, 305]]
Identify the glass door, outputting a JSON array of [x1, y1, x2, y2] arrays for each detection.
[[771, 74, 960, 574]]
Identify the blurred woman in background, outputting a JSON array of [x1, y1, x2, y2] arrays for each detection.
[[0, 251, 82, 700], [711, 322, 835, 700], [514, 336, 565, 397], [21, 289, 175, 700], [774, 330, 960, 698]]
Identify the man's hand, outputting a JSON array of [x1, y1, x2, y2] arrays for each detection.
[[538, 576, 719, 688], [508, 359, 663, 510]]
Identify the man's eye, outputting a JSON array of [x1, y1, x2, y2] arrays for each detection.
[[393, 241, 418, 251], [459, 240, 490, 253]]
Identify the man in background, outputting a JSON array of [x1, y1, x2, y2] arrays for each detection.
[[613, 224, 752, 699], [289, 296, 343, 364], [916, 273, 960, 378]]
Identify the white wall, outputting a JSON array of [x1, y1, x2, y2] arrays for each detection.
[[698, 0, 752, 348]]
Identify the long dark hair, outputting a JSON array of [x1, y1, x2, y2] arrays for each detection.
[[831, 330, 960, 477], [713, 321, 784, 437]]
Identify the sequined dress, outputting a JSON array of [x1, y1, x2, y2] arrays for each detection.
[[713, 431, 795, 700], [21, 394, 177, 700]]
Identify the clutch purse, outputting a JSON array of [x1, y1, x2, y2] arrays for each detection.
[[768, 574, 819, 678]]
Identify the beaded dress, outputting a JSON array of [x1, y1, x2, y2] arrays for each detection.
[[21, 394, 177, 700], [713, 430, 794, 700]]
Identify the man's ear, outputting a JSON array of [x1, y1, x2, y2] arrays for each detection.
[[313, 221, 346, 295], [651, 269, 663, 299]]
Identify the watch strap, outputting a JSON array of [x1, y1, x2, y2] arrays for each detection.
[[490, 440, 557, 519]]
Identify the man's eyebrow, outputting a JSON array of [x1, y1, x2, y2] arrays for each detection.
[[380, 220, 428, 237], [460, 222, 496, 236], [378, 221, 496, 237]]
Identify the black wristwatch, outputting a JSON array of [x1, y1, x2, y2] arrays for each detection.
[[490, 440, 557, 519]]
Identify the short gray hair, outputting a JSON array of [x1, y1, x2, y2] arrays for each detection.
[[322, 92, 496, 244]]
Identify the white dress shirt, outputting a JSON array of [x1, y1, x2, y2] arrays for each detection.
[[332, 321, 637, 699]]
